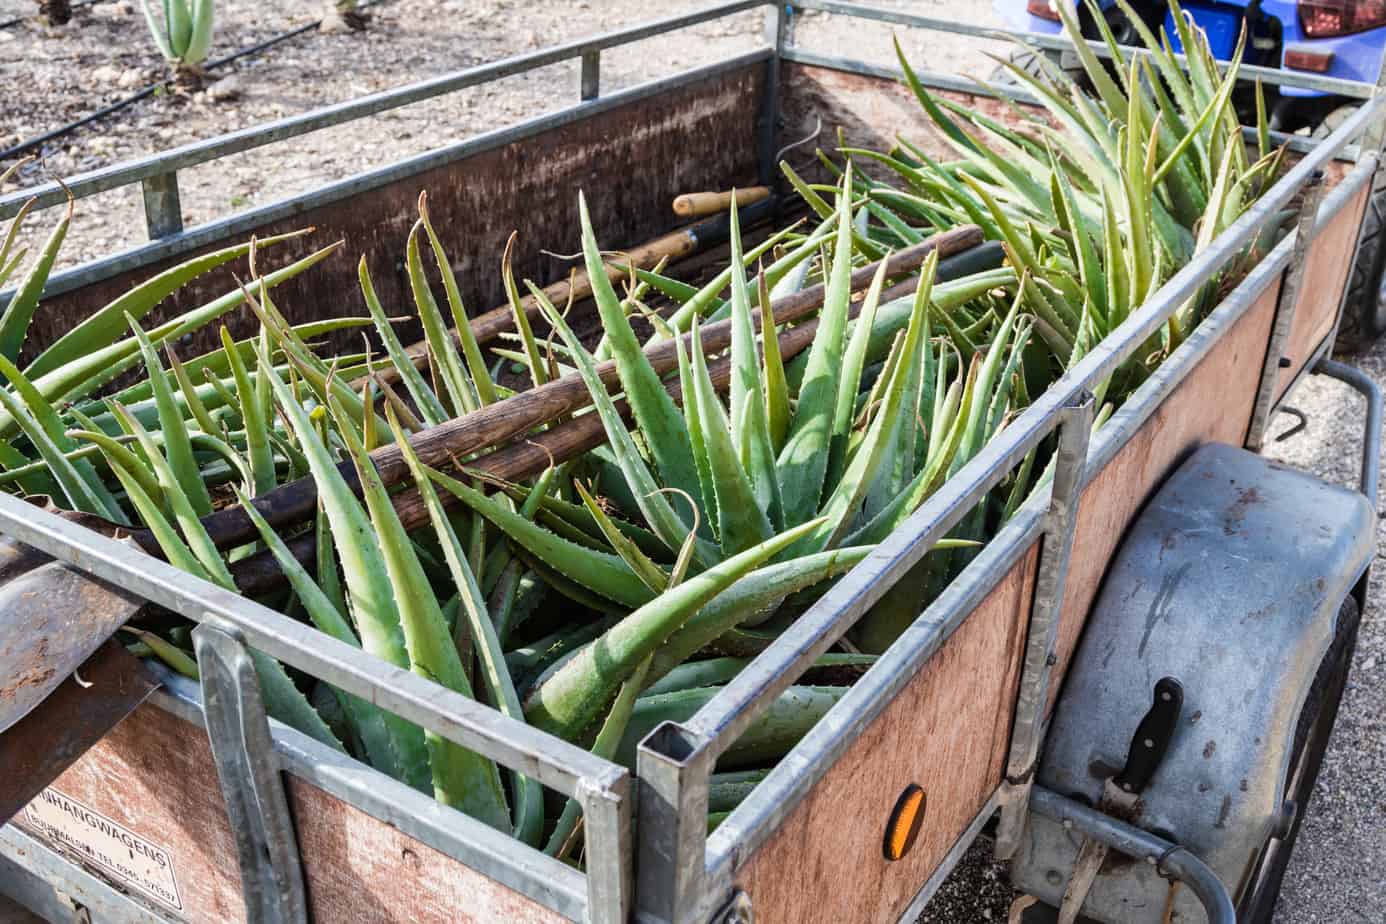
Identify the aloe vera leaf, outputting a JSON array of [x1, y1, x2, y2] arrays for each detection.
[[574, 480, 669, 594], [524, 517, 826, 741], [0, 198, 70, 363], [387, 415, 541, 845], [0, 383, 112, 517], [426, 466, 655, 609], [359, 258, 447, 426], [777, 172, 856, 524], [406, 219, 476, 416], [25, 231, 308, 380], [259, 351, 431, 791], [126, 316, 214, 517], [826, 257, 889, 490], [645, 653, 875, 698], [533, 286, 717, 565], [123, 626, 198, 678], [760, 273, 791, 453], [687, 319, 773, 557], [165, 346, 220, 436], [644, 546, 871, 685], [805, 261, 937, 554], [235, 489, 399, 774], [500, 233, 550, 390], [1049, 154, 1107, 319], [724, 202, 783, 527], [663, 221, 820, 335], [578, 193, 702, 508], [673, 334, 721, 543], [615, 685, 847, 770], [329, 396, 508, 827], [418, 197, 496, 406], [542, 654, 653, 857], [6, 243, 341, 444], [215, 327, 274, 496]]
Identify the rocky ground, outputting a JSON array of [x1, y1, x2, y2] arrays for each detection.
[[1, 0, 1382, 921]]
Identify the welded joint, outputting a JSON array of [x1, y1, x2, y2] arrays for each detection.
[[994, 390, 1095, 862], [1247, 170, 1327, 451], [192, 618, 307, 924], [140, 172, 183, 240], [580, 51, 600, 101]]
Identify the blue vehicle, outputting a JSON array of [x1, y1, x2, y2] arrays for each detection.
[[996, 0, 1386, 347]]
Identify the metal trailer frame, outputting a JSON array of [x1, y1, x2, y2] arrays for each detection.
[[0, 2, 1383, 923]]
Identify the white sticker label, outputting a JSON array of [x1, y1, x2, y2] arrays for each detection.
[[21, 788, 182, 912]]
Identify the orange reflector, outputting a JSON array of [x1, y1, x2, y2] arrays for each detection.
[[1027, 0, 1061, 21], [883, 784, 927, 861], [1285, 47, 1334, 73]]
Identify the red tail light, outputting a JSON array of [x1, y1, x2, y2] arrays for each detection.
[[1027, 0, 1061, 22], [1300, 0, 1386, 36]]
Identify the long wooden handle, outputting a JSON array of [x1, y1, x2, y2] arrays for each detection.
[[672, 187, 771, 218], [226, 226, 984, 593]]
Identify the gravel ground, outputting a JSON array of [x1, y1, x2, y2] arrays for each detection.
[[1, 1, 1383, 921]]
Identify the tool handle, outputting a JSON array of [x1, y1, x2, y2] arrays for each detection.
[[1113, 676, 1184, 795], [672, 186, 771, 218]]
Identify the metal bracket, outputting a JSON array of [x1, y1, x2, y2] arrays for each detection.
[[994, 391, 1095, 861], [710, 890, 753, 924], [140, 172, 183, 240], [1246, 170, 1327, 451], [580, 50, 601, 101], [192, 618, 308, 924]]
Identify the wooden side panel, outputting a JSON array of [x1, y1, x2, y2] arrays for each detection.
[[733, 547, 1039, 924], [8, 703, 566, 923], [11, 704, 244, 922], [779, 63, 1032, 175], [287, 780, 563, 924], [1275, 179, 1372, 401], [24, 63, 766, 369], [1047, 276, 1282, 705]]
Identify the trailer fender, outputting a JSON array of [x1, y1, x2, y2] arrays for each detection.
[[1009, 442, 1374, 924]]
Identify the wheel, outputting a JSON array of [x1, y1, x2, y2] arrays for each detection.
[[1236, 595, 1361, 922], [1314, 106, 1386, 352]]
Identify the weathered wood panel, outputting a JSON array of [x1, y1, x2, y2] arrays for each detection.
[[9, 702, 567, 923], [1276, 178, 1371, 401], [1047, 275, 1282, 706], [287, 780, 564, 924], [24, 63, 768, 368], [733, 547, 1039, 924], [11, 705, 244, 922]]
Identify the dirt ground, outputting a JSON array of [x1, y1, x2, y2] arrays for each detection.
[[1, 0, 1383, 921]]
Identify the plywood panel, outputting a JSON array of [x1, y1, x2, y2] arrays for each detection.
[[10, 704, 244, 922], [1275, 179, 1372, 401], [733, 547, 1039, 924], [1047, 276, 1282, 706], [7, 702, 568, 923], [288, 780, 564, 924]]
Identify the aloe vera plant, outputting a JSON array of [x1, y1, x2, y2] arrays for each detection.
[[139, 0, 216, 72]]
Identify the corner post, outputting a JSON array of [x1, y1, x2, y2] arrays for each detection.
[[636, 721, 715, 924], [994, 391, 1095, 860], [193, 618, 308, 924], [1245, 170, 1326, 451]]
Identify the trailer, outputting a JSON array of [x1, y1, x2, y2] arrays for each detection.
[[0, 2, 1383, 922]]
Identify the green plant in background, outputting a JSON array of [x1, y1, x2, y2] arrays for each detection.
[[138, 0, 216, 75]]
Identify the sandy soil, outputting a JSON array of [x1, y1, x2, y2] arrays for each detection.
[[0, 1, 1381, 921]]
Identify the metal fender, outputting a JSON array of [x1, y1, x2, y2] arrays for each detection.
[[1010, 442, 1375, 923]]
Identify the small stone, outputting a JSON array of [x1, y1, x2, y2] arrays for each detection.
[[89, 64, 121, 86], [117, 68, 146, 89], [205, 74, 245, 102]]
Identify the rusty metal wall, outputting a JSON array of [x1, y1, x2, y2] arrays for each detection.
[[23, 62, 768, 366]]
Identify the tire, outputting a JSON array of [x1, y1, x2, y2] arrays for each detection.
[[1236, 595, 1361, 922], [1313, 107, 1386, 353]]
